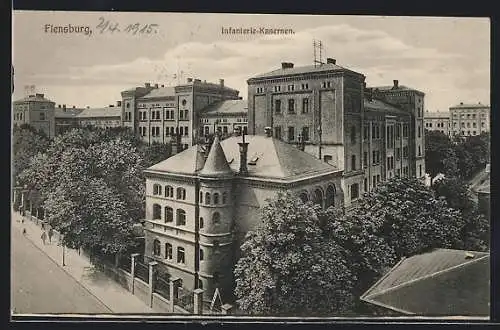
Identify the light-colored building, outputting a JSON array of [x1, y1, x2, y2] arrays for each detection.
[[247, 59, 425, 208], [54, 102, 122, 135], [198, 99, 248, 139], [121, 79, 241, 150], [143, 131, 343, 303], [449, 102, 490, 137], [424, 111, 451, 136], [13, 93, 56, 138]]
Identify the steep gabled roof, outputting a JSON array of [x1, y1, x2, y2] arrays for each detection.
[[361, 248, 490, 316], [199, 135, 233, 178]]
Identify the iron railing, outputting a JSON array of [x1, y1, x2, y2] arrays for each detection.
[[153, 277, 170, 300], [118, 255, 132, 273], [135, 261, 149, 283], [175, 287, 194, 313]]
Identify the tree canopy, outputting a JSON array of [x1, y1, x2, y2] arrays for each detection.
[[424, 130, 458, 184]]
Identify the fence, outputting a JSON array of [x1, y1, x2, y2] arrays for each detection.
[[153, 276, 170, 301], [135, 260, 149, 283], [175, 287, 194, 313], [118, 255, 132, 273]]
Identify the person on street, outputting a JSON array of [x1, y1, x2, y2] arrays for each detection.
[[22, 228, 26, 236], [41, 231, 47, 245], [48, 228, 53, 243]]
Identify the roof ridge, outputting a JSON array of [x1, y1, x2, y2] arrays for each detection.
[[363, 253, 489, 300]]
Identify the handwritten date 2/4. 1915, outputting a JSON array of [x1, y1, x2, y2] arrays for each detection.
[[96, 17, 159, 35]]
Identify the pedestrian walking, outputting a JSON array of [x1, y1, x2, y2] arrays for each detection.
[[22, 228, 26, 236], [48, 228, 53, 243], [41, 231, 47, 245]]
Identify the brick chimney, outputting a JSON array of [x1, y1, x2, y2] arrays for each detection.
[[281, 62, 294, 69], [58, 104, 61, 108], [187, 78, 193, 83], [36, 93, 44, 98], [238, 133, 249, 176], [393, 80, 399, 89], [161, 84, 164, 87], [62, 104, 66, 112], [219, 79, 225, 88], [326, 58, 336, 65]]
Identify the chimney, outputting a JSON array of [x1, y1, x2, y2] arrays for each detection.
[[58, 104, 61, 108], [393, 80, 399, 89], [36, 93, 44, 98], [326, 58, 336, 65], [72, 105, 75, 109], [281, 62, 294, 69], [109, 104, 114, 107], [154, 83, 159, 88], [117, 100, 122, 107], [187, 78, 193, 83], [220, 79, 225, 88], [195, 79, 201, 83], [264, 127, 272, 137], [460, 102, 464, 105], [234, 126, 242, 136], [363, 82, 367, 89], [161, 84, 164, 88], [238, 134, 249, 176], [145, 82, 151, 88], [63, 104, 66, 112]]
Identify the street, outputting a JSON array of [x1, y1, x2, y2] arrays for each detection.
[[11, 224, 112, 314]]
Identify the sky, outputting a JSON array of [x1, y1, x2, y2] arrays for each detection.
[[12, 12, 490, 112]]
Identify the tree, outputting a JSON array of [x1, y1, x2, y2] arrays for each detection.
[[234, 192, 355, 316], [142, 142, 172, 167], [424, 130, 457, 185], [452, 132, 490, 179], [12, 124, 50, 184], [354, 177, 464, 259]]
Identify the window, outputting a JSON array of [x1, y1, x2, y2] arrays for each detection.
[[351, 126, 356, 144], [350, 183, 359, 200], [364, 178, 368, 192], [177, 247, 185, 264], [301, 83, 309, 89], [351, 155, 356, 171], [462, 122, 465, 128], [418, 146, 422, 156], [274, 85, 281, 92], [396, 148, 401, 160], [165, 207, 173, 222], [419, 165, 422, 177], [205, 192, 211, 205], [372, 151, 377, 165], [287, 84, 294, 91], [364, 125, 369, 140], [199, 217, 204, 229], [473, 122, 477, 128], [302, 127, 309, 141], [152, 204, 161, 220], [126, 102, 130, 108], [288, 126, 295, 141], [395, 124, 401, 139], [199, 248, 204, 261], [467, 122, 470, 128], [153, 239, 161, 256], [288, 99, 295, 113], [199, 191, 203, 203], [40, 112, 46, 120], [274, 126, 282, 139], [213, 193, 219, 205], [165, 243, 172, 259], [165, 186, 174, 198], [153, 184, 162, 195], [275, 100, 281, 113], [302, 98, 309, 113], [212, 212, 220, 224], [372, 125, 376, 139], [222, 192, 227, 204], [467, 130, 471, 135], [373, 175, 376, 187], [176, 187, 186, 200], [363, 151, 368, 167], [176, 209, 186, 226], [418, 125, 421, 138], [481, 122, 485, 128], [179, 127, 184, 136]]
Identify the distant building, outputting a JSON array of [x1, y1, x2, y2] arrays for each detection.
[[247, 59, 424, 208], [54, 102, 122, 135], [120, 80, 241, 150], [424, 111, 451, 136], [449, 102, 490, 137], [198, 99, 248, 139], [13, 93, 56, 138], [143, 131, 343, 303], [360, 248, 490, 316]]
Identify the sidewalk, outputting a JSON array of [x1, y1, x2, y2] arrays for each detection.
[[12, 211, 154, 314]]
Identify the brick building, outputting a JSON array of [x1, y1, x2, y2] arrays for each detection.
[[143, 130, 343, 303], [424, 111, 451, 137], [13, 93, 56, 138], [449, 102, 490, 137], [247, 59, 425, 208], [120, 79, 241, 149]]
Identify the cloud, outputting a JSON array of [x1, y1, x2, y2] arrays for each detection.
[[21, 23, 489, 110]]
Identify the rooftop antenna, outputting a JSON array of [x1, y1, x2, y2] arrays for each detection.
[[24, 84, 36, 96], [313, 39, 325, 68]]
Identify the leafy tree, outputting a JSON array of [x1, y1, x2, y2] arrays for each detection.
[[234, 192, 355, 316], [452, 132, 490, 179], [424, 130, 458, 185], [12, 124, 50, 184], [142, 142, 172, 167]]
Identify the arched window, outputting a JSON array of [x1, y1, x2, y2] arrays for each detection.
[[153, 184, 162, 195], [152, 204, 161, 220], [176, 187, 186, 200], [213, 193, 219, 205], [325, 185, 336, 209], [205, 192, 211, 205], [199, 217, 204, 229], [165, 207, 173, 222], [177, 247, 185, 264], [176, 209, 186, 226], [212, 212, 220, 224], [199, 248, 204, 261], [165, 243, 172, 259], [222, 192, 227, 204], [313, 188, 323, 207], [153, 239, 161, 256], [165, 186, 173, 198], [199, 191, 203, 203], [299, 192, 309, 203]]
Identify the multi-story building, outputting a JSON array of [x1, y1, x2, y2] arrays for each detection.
[[247, 59, 424, 208], [120, 79, 241, 149], [198, 99, 248, 138], [424, 111, 451, 136], [13, 93, 56, 138], [449, 102, 490, 137], [54, 102, 122, 135], [143, 130, 343, 303]]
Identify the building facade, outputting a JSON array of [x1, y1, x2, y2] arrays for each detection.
[[13, 93, 56, 138], [424, 111, 451, 136], [120, 79, 241, 149], [247, 59, 424, 208], [54, 102, 122, 135], [143, 132, 343, 303], [198, 99, 248, 139], [449, 102, 490, 137]]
